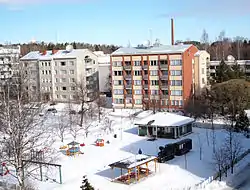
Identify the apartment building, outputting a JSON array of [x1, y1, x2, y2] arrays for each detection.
[[20, 45, 99, 102], [193, 50, 210, 93], [0, 46, 20, 84], [93, 51, 111, 94], [110, 44, 198, 111], [209, 55, 250, 78]]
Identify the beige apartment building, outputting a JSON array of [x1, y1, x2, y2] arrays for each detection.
[[193, 50, 210, 94], [110, 44, 199, 111], [20, 45, 99, 102]]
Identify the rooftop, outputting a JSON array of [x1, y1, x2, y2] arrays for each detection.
[[111, 44, 193, 56], [20, 49, 90, 61], [135, 112, 195, 127], [109, 154, 156, 169]]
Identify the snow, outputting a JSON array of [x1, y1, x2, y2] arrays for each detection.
[[2, 106, 250, 190], [135, 112, 195, 127]]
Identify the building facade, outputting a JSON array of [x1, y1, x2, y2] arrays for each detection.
[[110, 44, 198, 111], [209, 55, 250, 79], [93, 51, 111, 94], [193, 50, 210, 94], [0, 46, 20, 85], [20, 45, 99, 102]]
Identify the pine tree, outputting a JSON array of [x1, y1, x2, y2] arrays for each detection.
[[80, 175, 94, 190], [235, 111, 250, 132]]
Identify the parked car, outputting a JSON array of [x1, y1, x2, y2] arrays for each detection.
[[69, 110, 76, 114], [50, 102, 56, 106], [47, 108, 57, 113]]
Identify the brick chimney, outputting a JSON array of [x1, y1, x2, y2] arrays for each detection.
[[171, 18, 174, 45]]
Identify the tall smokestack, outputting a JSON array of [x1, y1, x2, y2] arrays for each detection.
[[171, 18, 174, 45]]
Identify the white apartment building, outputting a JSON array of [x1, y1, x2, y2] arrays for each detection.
[[93, 51, 111, 94], [20, 45, 99, 102], [209, 55, 250, 78], [0, 46, 20, 83]]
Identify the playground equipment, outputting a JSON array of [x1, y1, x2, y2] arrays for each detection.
[[59, 145, 67, 150], [66, 141, 82, 156], [95, 139, 104, 147], [0, 162, 9, 176]]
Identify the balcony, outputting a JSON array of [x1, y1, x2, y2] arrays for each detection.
[[142, 65, 148, 70], [143, 84, 149, 89], [124, 75, 132, 80], [126, 94, 133, 98], [160, 75, 168, 80], [160, 64, 168, 69], [160, 94, 168, 99], [143, 94, 149, 99], [143, 75, 148, 80], [160, 84, 168, 89], [123, 65, 132, 70], [125, 83, 132, 89]]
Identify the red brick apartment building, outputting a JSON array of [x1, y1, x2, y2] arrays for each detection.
[[110, 44, 198, 111]]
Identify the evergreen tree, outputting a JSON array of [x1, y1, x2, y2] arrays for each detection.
[[235, 111, 249, 132], [80, 175, 94, 190], [213, 59, 231, 83]]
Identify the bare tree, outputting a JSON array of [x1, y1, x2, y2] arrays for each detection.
[[69, 121, 83, 140], [56, 113, 70, 143], [74, 78, 88, 128], [201, 29, 209, 51], [0, 78, 53, 189], [213, 146, 228, 181], [197, 133, 203, 160], [95, 93, 107, 123], [101, 117, 114, 134]]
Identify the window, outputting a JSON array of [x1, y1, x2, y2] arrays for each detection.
[[61, 62, 66, 66], [61, 70, 67, 74], [114, 80, 123, 85], [71, 78, 75, 82], [151, 90, 158, 95], [45, 70, 48, 75], [49, 70, 51, 74], [48, 62, 50, 66], [161, 100, 165, 105], [150, 60, 157, 66], [70, 61, 74, 66], [56, 95, 59, 98], [171, 90, 182, 96], [170, 70, 182, 76], [134, 70, 141, 76], [71, 87, 76, 90], [113, 71, 122, 76], [134, 61, 140, 66], [126, 99, 132, 104], [160, 60, 168, 65], [151, 80, 159, 86], [179, 100, 183, 106], [202, 78, 205, 84], [55, 62, 57, 66], [134, 80, 141, 85], [202, 68, 205, 74], [55, 78, 59, 82], [171, 100, 175, 106], [55, 70, 57, 74], [42, 70, 44, 75], [114, 89, 123, 95], [112, 61, 122, 66], [61, 78, 66, 82], [45, 62, 47, 66], [62, 95, 67, 99], [70, 70, 74, 74], [56, 87, 59, 91], [170, 80, 182, 86], [170, 59, 182, 66], [134, 90, 141, 95], [114, 98, 123, 104], [62, 87, 67, 91], [150, 70, 158, 76], [135, 99, 142, 104]]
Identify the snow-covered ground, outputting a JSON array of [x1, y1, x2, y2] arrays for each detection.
[[1, 105, 250, 190]]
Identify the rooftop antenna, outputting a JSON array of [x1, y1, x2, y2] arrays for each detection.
[[127, 40, 131, 48]]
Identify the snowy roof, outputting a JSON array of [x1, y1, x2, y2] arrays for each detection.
[[194, 50, 209, 57], [20, 49, 90, 61], [135, 112, 195, 127], [109, 154, 156, 169], [111, 44, 192, 56]]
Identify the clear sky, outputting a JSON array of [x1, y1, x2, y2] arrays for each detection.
[[0, 0, 249, 46]]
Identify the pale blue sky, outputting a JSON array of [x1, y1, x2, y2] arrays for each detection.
[[0, 0, 249, 46]]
